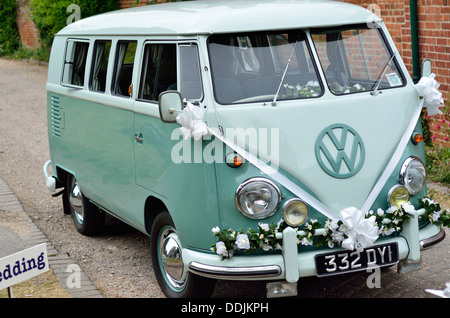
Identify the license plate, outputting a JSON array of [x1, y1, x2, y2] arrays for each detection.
[[315, 242, 399, 277]]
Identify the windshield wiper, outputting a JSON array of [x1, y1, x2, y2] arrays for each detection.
[[371, 50, 398, 96], [272, 41, 299, 106]]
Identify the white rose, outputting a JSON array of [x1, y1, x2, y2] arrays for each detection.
[[211, 226, 220, 235], [377, 208, 385, 217], [402, 202, 416, 215], [386, 206, 398, 214], [235, 233, 250, 250], [215, 241, 228, 257]]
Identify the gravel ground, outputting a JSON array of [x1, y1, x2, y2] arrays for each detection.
[[0, 58, 164, 298], [0, 58, 448, 299]]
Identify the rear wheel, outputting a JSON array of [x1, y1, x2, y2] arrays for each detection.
[[150, 211, 216, 298], [67, 175, 104, 236]]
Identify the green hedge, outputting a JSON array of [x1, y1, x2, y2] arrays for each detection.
[[0, 0, 21, 56], [30, 0, 119, 49]]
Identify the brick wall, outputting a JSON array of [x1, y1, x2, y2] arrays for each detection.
[[339, 0, 449, 147], [15, 0, 40, 49]]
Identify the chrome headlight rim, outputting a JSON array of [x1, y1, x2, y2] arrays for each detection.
[[399, 156, 426, 195], [281, 198, 309, 227], [387, 184, 410, 208], [235, 177, 281, 220]]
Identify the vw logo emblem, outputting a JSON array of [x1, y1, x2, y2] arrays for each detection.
[[315, 124, 365, 179]]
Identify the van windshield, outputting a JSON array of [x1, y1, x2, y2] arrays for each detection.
[[208, 31, 323, 104], [310, 26, 405, 95]]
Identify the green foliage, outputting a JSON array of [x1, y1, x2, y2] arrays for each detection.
[[0, 0, 21, 56], [423, 94, 450, 184], [9, 46, 50, 62], [425, 144, 450, 184], [30, 0, 119, 49], [146, 0, 190, 5]]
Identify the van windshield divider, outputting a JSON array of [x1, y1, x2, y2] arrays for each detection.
[[370, 49, 398, 96], [272, 41, 299, 106]]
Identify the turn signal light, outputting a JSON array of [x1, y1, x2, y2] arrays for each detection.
[[233, 155, 243, 167], [226, 153, 244, 168], [412, 132, 423, 144]]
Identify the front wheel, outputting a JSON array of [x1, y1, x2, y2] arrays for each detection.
[[150, 211, 216, 298], [67, 175, 104, 236]]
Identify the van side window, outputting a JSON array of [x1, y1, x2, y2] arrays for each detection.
[[112, 41, 137, 97], [180, 44, 203, 101], [90, 40, 112, 93], [138, 43, 176, 102], [62, 40, 89, 87]]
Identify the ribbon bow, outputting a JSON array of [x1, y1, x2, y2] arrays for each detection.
[[176, 102, 209, 141], [339, 207, 379, 252], [415, 73, 443, 116]]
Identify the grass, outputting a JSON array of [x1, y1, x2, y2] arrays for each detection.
[[0, 269, 70, 298], [428, 187, 450, 211], [1, 46, 50, 63]]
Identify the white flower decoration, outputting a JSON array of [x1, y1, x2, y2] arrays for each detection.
[[235, 233, 250, 250], [215, 241, 228, 257], [402, 202, 416, 215], [211, 226, 220, 235]]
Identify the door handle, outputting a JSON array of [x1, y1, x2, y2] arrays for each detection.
[[135, 133, 144, 143]]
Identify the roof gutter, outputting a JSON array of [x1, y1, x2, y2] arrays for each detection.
[[410, 0, 420, 83]]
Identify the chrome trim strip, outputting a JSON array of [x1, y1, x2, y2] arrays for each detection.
[[189, 261, 281, 280], [420, 227, 446, 250]]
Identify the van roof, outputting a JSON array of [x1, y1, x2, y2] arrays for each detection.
[[58, 0, 378, 37]]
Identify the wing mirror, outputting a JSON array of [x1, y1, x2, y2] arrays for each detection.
[[158, 91, 183, 123], [421, 59, 431, 78]]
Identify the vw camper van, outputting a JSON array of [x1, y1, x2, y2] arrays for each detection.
[[44, 0, 446, 298]]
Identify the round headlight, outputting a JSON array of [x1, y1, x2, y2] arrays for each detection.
[[388, 185, 410, 208], [235, 178, 281, 219], [282, 199, 309, 227], [399, 157, 426, 195]]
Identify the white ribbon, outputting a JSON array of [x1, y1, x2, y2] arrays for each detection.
[[362, 74, 442, 214], [361, 99, 424, 214], [207, 127, 337, 221], [415, 73, 444, 116], [177, 75, 441, 252], [339, 207, 379, 252], [426, 282, 450, 298], [176, 102, 209, 141]]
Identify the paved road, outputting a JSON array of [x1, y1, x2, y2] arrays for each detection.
[[0, 58, 448, 299]]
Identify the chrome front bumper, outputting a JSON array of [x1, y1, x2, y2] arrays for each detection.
[[186, 223, 445, 281], [420, 227, 446, 249]]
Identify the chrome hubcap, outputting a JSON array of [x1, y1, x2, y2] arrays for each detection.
[[159, 227, 186, 291], [69, 178, 84, 224]]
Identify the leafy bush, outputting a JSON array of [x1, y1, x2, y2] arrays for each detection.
[[424, 94, 450, 184], [30, 0, 119, 49], [426, 145, 450, 184], [0, 0, 21, 56]]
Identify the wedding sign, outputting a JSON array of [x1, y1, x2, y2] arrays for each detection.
[[0, 243, 49, 291]]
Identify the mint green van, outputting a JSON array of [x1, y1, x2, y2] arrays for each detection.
[[44, 0, 446, 298]]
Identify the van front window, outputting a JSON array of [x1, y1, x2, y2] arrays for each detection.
[[311, 26, 405, 95], [208, 31, 323, 104]]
